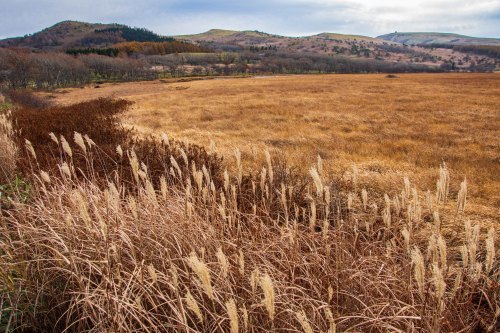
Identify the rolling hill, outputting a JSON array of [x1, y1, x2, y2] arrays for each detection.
[[0, 21, 498, 73], [313, 32, 386, 43], [176, 29, 279, 39], [377, 32, 500, 46], [174, 29, 386, 46], [0, 20, 174, 50], [173, 28, 498, 69]]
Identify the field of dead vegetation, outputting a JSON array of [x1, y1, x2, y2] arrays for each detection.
[[44, 73, 500, 215], [0, 73, 497, 332]]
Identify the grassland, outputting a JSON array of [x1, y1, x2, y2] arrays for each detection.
[[1, 73, 497, 332], [45, 74, 500, 216]]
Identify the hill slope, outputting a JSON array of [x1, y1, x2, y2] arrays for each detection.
[[313, 32, 386, 43], [176, 29, 278, 39], [0, 21, 121, 49], [1, 22, 497, 72], [377, 32, 500, 46], [174, 28, 499, 70], [0, 20, 174, 50]]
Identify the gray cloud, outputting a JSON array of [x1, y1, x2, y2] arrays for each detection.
[[0, 0, 498, 39]]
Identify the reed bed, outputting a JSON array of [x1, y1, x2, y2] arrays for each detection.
[[0, 99, 498, 332]]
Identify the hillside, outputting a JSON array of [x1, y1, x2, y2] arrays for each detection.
[[0, 21, 121, 49], [377, 32, 500, 46], [314, 32, 386, 43], [0, 20, 175, 50], [174, 29, 385, 48], [176, 29, 278, 39], [175, 28, 497, 70]]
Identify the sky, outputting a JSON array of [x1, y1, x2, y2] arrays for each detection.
[[0, 0, 499, 39]]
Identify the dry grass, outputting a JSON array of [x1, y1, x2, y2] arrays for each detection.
[[42, 74, 500, 217], [1, 98, 498, 331], [0, 120, 499, 332], [0, 111, 17, 183]]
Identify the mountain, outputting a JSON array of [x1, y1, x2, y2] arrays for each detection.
[[1, 22, 497, 72], [173, 28, 497, 71], [377, 32, 500, 46], [0, 20, 174, 50], [0, 21, 120, 49], [174, 29, 397, 54], [176, 29, 278, 39], [175, 29, 384, 44], [314, 33, 386, 43]]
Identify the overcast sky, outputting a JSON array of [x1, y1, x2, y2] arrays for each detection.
[[0, 0, 499, 39]]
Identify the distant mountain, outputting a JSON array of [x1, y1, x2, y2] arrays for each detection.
[[1, 22, 497, 72], [0, 20, 174, 50], [174, 28, 497, 71], [313, 33, 386, 43], [176, 29, 278, 39], [175, 29, 384, 44], [174, 29, 397, 54], [377, 32, 500, 46]]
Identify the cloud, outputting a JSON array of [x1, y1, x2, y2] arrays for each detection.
[[0, 0, 498, 39]]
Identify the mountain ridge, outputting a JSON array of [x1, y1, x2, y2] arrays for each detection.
[[377, 32, 500, 46], [2, 21, 499, 49], [1, 21, 497, 73]]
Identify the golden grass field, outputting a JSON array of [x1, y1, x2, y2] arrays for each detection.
[[2, 73, 498, 332], [43, 73, 500, 218]]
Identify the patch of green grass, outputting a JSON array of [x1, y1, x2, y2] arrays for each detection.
[[0, 176, 31, 210], [0, 102, 13, 114]]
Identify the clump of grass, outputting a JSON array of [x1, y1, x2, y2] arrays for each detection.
[[10, 98, 224, 192], [4, 89, 53, 109], [0, 111, 17, 183]]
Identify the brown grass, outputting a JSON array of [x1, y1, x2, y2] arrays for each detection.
[[0, 111, 17, 183], [1, 111, 497, 331], [1, 74, 497, 332], [9, 98, 224, 192], [42, 74, 500, 215]]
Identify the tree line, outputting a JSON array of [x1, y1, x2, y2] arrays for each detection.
[[113, 41, 210, 56], [0, 48, 154, 89], [65, 41, 209, 58], [6, 45, 490, 90], [95, 26, 175, 43], [147, 51, 443, 76], [66, 48, 120, 57], [418, 43, 500, 59]]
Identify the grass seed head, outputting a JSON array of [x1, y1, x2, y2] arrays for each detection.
[[296, 309, 313, 333], [187, 252, 214, 300], [185, 290, 203, 323], [225, 298, 239, 333], [259, 273, 275, 321]]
